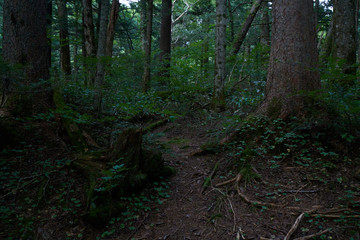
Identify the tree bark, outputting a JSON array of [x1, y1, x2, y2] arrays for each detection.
[[259, 1, 270, 46], [57, 0, 72, 77], [83, 0, 97, 58], [94, 0, 110, 115], [82, 0, 97, 85], [73, 1, 82, 75], [3, 0, 52, 115], [213, 0, 227, 111], [232, 0, 263, 56], [332, 0, 357, 76], [142, 0, 153, 92], [140, 0, 147, 52], [159, 0, 172, 80], [257, 0, 320, 119], [105, 0, 120, 57], [227, 0, 235, 42]]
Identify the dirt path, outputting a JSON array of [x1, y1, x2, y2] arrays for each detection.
[[127, 118, 239, 240], [116, 117, 359, 240]]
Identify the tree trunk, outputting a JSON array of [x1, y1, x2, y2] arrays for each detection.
[[83, 0, 97, 58], [73, 1, 82, 75], [315, 0, 319, 32], [105, 0, 120, 57], [332, 0, 357, 77], [357, 0, 360, 73], [257, 0, 320, 119], [320, 18, 334, 60], [142, 0, 153, 92], [3, 0, 52, 115], [94, 0, 110, 115], [213, 0, 227, 111], [232, 0, 263, 56], [159, 0, 172, 81], [227, 0, 235, 42], [57, 0, 72, 77], [259, 1, 270, 46], [140, 0, 147, 52], [82, 0, 97, 85]]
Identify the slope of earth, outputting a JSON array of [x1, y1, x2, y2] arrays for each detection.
[[118, 116, 360, 240]]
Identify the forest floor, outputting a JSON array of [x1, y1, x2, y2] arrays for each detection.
[[1, 113, 360, 240]]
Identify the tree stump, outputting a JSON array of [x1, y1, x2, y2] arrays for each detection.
[[72, 128, 173, 224]]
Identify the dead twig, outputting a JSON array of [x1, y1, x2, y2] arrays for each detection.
[[227, 197, 236, 232], [293, 228, 331, 240], [284, 213, 305, 240]]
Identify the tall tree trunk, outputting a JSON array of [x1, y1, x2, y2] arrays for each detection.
[[142, 0, 153, 92], [232, 0, 263, 56], [83, 0, 97, 58], [213, 0, 226, 111], [260, 1, 270, 46], [315, 0, 320, 32], [257, 0, 320, 119], [73, 1, 82, 75], [332, 0, 357, 77], [3, 0, 52, 115], [94, 0, 110, 115], [227, 0, 235, 42], [105, 0, 120, 56], [159, 0, 172, 81], [47, 0, 53, 70], [57, 0, 72, 77], [140, 0, 147, 52], [82, 0, 97, 85], [320, 18, 334, 60], [357, 0, 360, 72]]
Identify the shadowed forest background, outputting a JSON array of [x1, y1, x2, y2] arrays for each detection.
[[0, 0, 360, 239]]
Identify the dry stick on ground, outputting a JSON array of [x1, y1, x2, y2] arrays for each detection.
[[293, 228, 331, 240], [284, 209, 318, 240], [284, 212, 305, 240]]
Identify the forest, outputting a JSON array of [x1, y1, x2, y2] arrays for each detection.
[[0, 0, 359, 239]]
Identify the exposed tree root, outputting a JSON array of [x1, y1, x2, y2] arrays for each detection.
[[293, 228, 331, 240], [215, 173, 242, 188]]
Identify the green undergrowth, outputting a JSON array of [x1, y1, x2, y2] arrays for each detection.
[[223, 116, 359, 181], [0, 116, 172, 239]]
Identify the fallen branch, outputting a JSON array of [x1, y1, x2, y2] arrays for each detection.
[[309, 214, 360, 219], [260, 189, 319, 198], [284, 212, 305, 240], [293, 228, 331, 240]]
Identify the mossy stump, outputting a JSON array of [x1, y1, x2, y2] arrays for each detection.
[[72, 128, 173, 225]]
